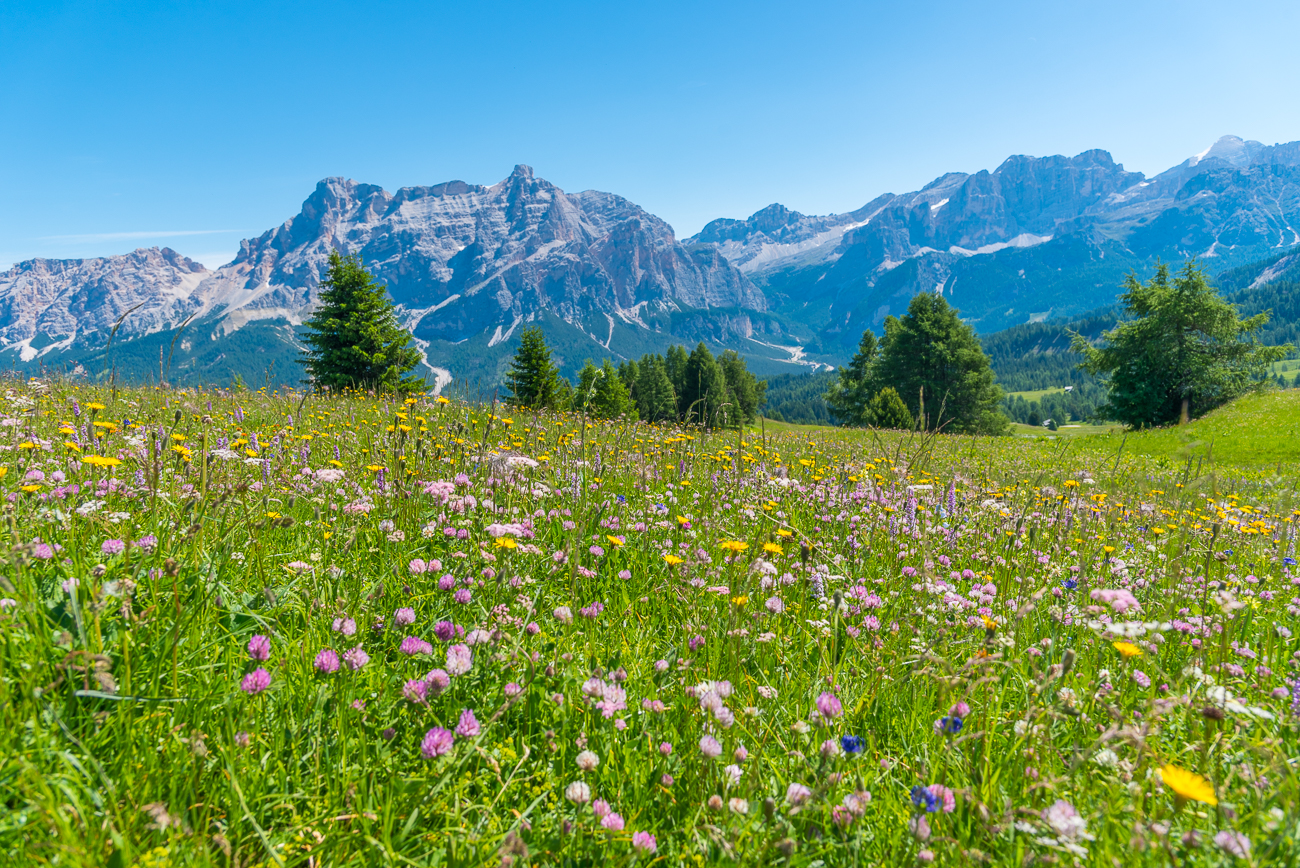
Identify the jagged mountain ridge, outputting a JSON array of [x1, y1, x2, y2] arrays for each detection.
[[5, 137, 1300, 387], [1, 167, 816, 388], [691, 136, 1300, 354]]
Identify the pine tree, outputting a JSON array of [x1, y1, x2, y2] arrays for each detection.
[[575, 359, 634, 419], [300, 251, 423, 393], [825, 330, 879, 425], [717, 350, 765, 424], [635, 355, 677, 422], [1072, 261, 1290, 427], [865, 387, 913, 429], [680, 343, 732, 427], [504, 326, 564, 409], [665, 344, 689, 415], [872, 293, 1007, 434]]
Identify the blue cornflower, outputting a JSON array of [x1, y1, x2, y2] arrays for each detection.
[[1284, 557, 1297, 567], [1223, 549, 1234, 557], [617, 494, 627, 504], [841, 735, 863, 754], [910, 785, 940, 813], [939, 715, 963, 735], [1062, 577, 1078, 591]]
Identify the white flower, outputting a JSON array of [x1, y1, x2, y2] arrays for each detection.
[[575, 750, 600, 771], [1093, 749, 1118, 768], [565, 781, 591, 804], [1043, 799, 1092, 842], [757, 685, 778, 700], [728, 798, 749, 814]]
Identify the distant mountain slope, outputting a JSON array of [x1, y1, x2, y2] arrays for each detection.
[[2, 168, 828, 388], [692, 135, 1300, 357]]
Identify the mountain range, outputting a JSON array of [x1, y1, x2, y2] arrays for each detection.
[[3, 135, 1298, 391]]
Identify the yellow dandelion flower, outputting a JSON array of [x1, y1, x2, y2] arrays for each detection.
[[732, 596, 749, 607], [494, 537, 518, 550], [81, 455, 122, 467], [606, 535, 624, 547], [85, 402, 106, 411], [762, 542, 784, 555], [663, 554, 683, 566], [718, 540, 748, 553], [21, 484, 41, 493], [776, 529, 793, 538], [1113, 641, 1143, 658], [1159, 765, 1217, 806]]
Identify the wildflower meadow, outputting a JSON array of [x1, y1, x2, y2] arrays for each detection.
[[1, 379, 1297, 866]]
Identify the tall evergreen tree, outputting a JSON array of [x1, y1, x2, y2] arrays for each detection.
[[635, 355, 677, 422], [832, 293, 1006, 433], [825, 330, 879, 425], [575, 360, 635, 419], [679, 343, 732, 427], [865, 386, 914, 429], [504, 326, 565, 409], [1072, 261, 1290, 427], [300, 251, 423, 393], [664, 344, 689, 414], [717, 350, 765, 423]]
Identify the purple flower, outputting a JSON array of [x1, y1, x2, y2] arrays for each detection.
[[786, 783, 813, 806], [446, 643, 472, 676], [433, 620, 456, 641], [247, 634, 271, 661], [601, 812, 625, 831], [408, 558, 427, 575], [504, 682, 523, 698], [399, 636, 433, 655], [425, 668, 451, 694], [438, 574, 456, 591], [455, 708, 481, 738], [135, 535, 158, 551], [101, 539, 126, 555], [342, 645, 370, 671], [240, 668, 271, 695], [632, 831, 657, 853], [926, 784, 956, 814], [394, 607, 416, 626], [699, 735, 723, 758], [816, 691, 843, 719], [32, 543, 54, 560], [453, 588, 472, 604], [421, 726, 455, 758], [314, 649, 340, 673], [332, 617, 357, 636], [403, 679, 429, 704]]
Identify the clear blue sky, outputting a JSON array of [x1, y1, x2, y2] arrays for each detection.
[[3, 0, 1299, 270]]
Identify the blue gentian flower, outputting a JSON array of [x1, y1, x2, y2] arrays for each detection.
[[939, 715, 963, 734], [1062, 577, 1078, 591], [841, 735, 863, 754]]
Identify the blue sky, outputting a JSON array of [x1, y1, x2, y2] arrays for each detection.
[[3, 0, 1299, 270]]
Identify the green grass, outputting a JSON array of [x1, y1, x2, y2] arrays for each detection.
[[1, 379, 1297, 866], [1005, 387, 1068, 401], [1090, 389, 1300, 466]]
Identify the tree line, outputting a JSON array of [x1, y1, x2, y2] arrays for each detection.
[[504, 327, 765, 427], [296, 253, 1290, 433]]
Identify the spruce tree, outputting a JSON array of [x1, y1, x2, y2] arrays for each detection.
[[635, 355, 677, 422], [300, 251, 423, 393], [680, 343, 732, 427], [865, 386, 914, 430], [575, 360, 634, 419], [665, 344, 689, 415], [718, 350, 765, 423], [1072, 261, 1290, 427], [825, 331, 879, 425], [504, 326, 564, 409], [872, 293, 1007, 434]]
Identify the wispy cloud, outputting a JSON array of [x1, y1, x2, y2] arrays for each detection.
[[38, 229, 240, 243]]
